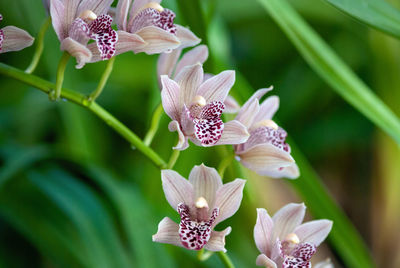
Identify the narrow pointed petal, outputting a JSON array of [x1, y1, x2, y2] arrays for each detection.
[[116, 0, 130, 30], [214, 179, 245, 225], [198, 70, 235, 103], [175, 45, 208, 77], [60, 37, 92, 69], [161, 75, 181, 121], [256, 254, 277, 268], [204, 227, 232, 252], [254, 96, 280, 123], [236, 97, 260, 128], [254, 208, 274, 255], [0, 26, 34, 53], [215, 120, 249, 145], [175, 63, 204, 109], [294, 220, 333, 246], [188, 164, 222, 209], [314, 259, 334, 268], [175, 24, 201, 49], [134, 26, 180, 54], [157, 48, 181, 80], [152, 217, 183, 247], [224, 95, 240, 114], [50, 0, 65, 40], [161, 170, 194, 210], [168, 121, 189, 150], [77, 0, 114, 18], [272, 203, 306, 242]]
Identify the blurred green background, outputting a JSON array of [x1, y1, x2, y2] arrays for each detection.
[[1, 0, 400, 267]]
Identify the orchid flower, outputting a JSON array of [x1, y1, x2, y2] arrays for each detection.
[[234, 88, 299, 179], [161, 63, 249, 150], [49, 0, 117, 68], [254, 203, 333, 268], [0, 14, 34, 54], [153, 164, 245, 252]]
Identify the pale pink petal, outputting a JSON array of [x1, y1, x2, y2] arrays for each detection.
[[175, 63, 203, 109], [294, 220, 333, 246], [188, 164, 222, 209], [134, 26, 180, 54], [64, 0, 80, 34], [236, 87, 272, 127], [60, 37, 92, 69], [161, 170, 194, 210], [152, 217, 183, 247], [175, 45, 208, 77], [254, 96, 280, 123], [198, 70, 235, 103], [0, 26, 34, 53], [224, 95, 240, 113], [175, 24, 201, 49], [161, 75, 181, 121], [272, 203, 306, 242], [116, 0, 130, 30], [157, 48, 181, 79], [77, 0, 114, 18], [214, 179, 245, 225], [204, 227, 232, 252], [168, 121, 189, 150], [256, 254, 277, 268], [215, 120, 249, 145], [50, 0, 65, 40], [129, 0, 162, 21], [314, 259, 334, 268], [254, 208, 274, 256], [254, 163, 299, 179]]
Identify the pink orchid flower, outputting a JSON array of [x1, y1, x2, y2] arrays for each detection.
[[254, 203, 333, 268], [153, 164, 245, 252], [161, 63, 249, 150], [49, 0, 117, 68], [0, 14, 34, 54], [234, 88, 299, 179]]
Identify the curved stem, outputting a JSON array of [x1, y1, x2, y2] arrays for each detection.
[[88, 57, 116, 102], [50, 51, 70, 100], [25, 17, 51, 74], [218, 153, 235, 178], [167, 149, 180, 169], [197, 248, 214, 261], [217, 252, 235, 268], [143, 103, 164, 146]]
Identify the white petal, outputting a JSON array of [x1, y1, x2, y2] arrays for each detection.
[[175, 63, 203, 109], [188, 164, 222, 209], [175, 24, 201, 49], [215, 120, 249, 145], [50, 0, 65, 40], [272, 203, 306, 242], [116, 30, 147, 53], [204, 227, 232, 252], [161, 75, 181, 121], [168, 121, 189, 150], [214, 179, 245, 225], [314, 259, 334, 268], [254, 208, 274, 255], [161, 170, 194, 210], [256, 254, 277, 268], [152, 217, 183, 248], [236, 87, 272, 127], [77, 0, 114, 18], [294, 219, 333, 246], [60, 37, 92, 69], [254, 96, 280, 123], [134, 26, 180, 54], [116, 0, 130, 30], [198, 70, 235, 103], [0, 26, 34, 53], [175, 45, 208, 77], [224, 95, 240, 114]]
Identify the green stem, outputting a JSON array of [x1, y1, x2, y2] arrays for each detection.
[[143, 103, 164, 146], [217, 252, 235, 268], [217, 153, 235, 178], [25, 17, 51, 74], [167, 149, 180, 169], [0, 63, 167, 169], [50, 51, 70, 100], [88, 57, 116, 102], [197, 248, 214, 261]]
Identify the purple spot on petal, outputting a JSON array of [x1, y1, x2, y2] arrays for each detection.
[[88, 14, 117, 60]]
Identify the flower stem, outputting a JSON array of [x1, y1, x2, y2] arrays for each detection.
[[88, 57, 116, 102], [167, 149, 180, 169], [50, 51, 70, 100], [25, 17, 51, 74], [217, 252, 235, 268], [197, 248, 214, 261], [143, 103, 164, 146], [218, 153, 235, 178]]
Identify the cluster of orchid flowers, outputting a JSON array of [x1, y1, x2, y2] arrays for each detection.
[[1, 0, 334, 266]]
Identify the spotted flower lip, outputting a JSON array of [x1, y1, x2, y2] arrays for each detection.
[[233, 88, 299, 179], [49, 0, 117, 68], [161, 63, 249, 150], [254, 203, 333, 268], [0, 14, 34, 54], [152, 164, 245, 252]]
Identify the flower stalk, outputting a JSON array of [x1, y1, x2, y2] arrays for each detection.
[[217, 251, 235, 268], [167, 149, 180, 169], [143, 103, 164, 146], [50, 51, 70, 100], [88, 56, 116, 101]]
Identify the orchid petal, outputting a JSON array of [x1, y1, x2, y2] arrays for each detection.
[[204, 227, 232, 252], [168, 121, 189, 150], [161, 170, 194, 210], [175, 63, 203, 109], [254, 208, 274, 256], [64, 0, 80, 34], [161, 75, 180, 121], [236, 87, 272, 126], [129, 0, 162, 21], [188, 164, 222, 209], [157, 48, 181, 79], [175, 45, 208, 77], [214, 179, 245, 225], [294, 220, 333, 246], [60, 37, 92, 69], [77, 0, 114, 18], [224, 95, 240, 114], [152, 217, 183, 247], [254, 96, 280, 123], [198, 70, 235, 103], [134, 26, 180, 54], [272, 203, 306, 242], [0, 26, 34, 53], [314, 259, 334, 268], [215, 120, 250, 145], [116, 0, 130, 30], [50, 0, 65, 40], [175, 24, 201, 49], [256, 254, 277, 268]]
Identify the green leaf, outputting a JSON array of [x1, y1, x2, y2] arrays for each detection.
[[323, 0, 400, 39], [258, 0, 400, 146]]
